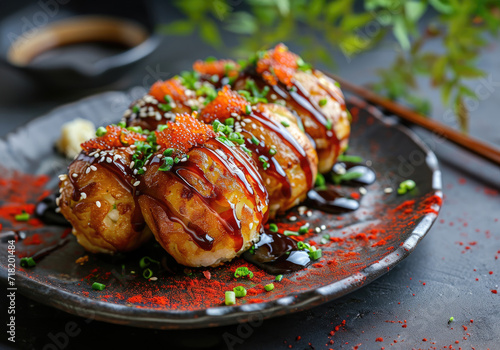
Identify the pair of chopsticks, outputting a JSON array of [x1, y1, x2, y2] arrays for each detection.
[[326, 73, 500, 166]]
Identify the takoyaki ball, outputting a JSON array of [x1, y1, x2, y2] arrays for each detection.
[[199, 86, 317, 218], [193, 58, 240, 88], [234, 43, 350, 173], [58, 125, 152, 254], [138, 115, 268, 267]]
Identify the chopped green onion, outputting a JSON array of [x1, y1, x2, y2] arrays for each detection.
[[15, 212, 30, 222], [225, 118, 234, 126], [127, 126, 143, 134], [315, 173, 326, 188], [233, 286, 247, 298], [269, 148, 277, 156], [20, 257, 36, 268], [241, 146, 252, 155], [269, 223, 278, 232], [310, 249, 322, 260], [117, 121, 126, 128], [448, 316, 454, 323], [164, 95, 173, 103], [157, 125, 168, 132], [397, 179, 416, 195], [332, 171, 363, 185], [262, 161, 270, 170], [281, 120, 290, 127], [299, 225, 309, 234], [245, 105, 252, 114], [264, 283, 274, 292], [139, 256, 160, 269], [234, 266, 254, 279], [275, 275, 283, 282], [338, 154, 364, 163], [251, 135, 260, 145], [132, 105, 140, 113], [289, 86, 297, 93], [143, 268, 153, 279], [158, 103, 172, 112], [283, 230, 299, 236], [92, 282, 106, 291], [158, 157, 174, 172], [319, 98, 327, 107], [163, 148, 174, 156], [258, 155, 267, 163], [325, 119, 333, 131], [205, 56, 217, 62], [225, 291, 236, 305], [96, 126, 107, 137]]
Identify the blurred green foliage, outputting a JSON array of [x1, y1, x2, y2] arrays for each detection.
[[160, 0, 500, 131]]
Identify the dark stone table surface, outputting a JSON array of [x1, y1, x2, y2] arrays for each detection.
[[1, 1, 499, 349]]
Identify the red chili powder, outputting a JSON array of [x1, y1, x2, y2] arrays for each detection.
[[492, 290, 498, 294], [375, 337, 383, 342]]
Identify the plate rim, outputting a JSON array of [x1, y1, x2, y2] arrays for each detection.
[[0, 91, 443, 329]]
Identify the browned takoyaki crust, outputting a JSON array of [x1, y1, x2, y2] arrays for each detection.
[[199, 86, 317, 218], [233, 43, 350, 173], [138, 115, 268, 267], [58, 126, 152, 254]]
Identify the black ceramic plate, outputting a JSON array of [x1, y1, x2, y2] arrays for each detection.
[[0, 92, 442, 329]]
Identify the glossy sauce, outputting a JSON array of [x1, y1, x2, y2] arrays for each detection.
[[35, 193, 70, 226], [306, 188, 360, 214], [243, 230, 311, 274]]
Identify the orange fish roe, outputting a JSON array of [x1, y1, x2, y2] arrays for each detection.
[[149, 78, 188, 104], [256, 43, 299, 88], [199, 85, 249, 123], [155, 114, 215, 153], [81, 125, 146, 152], [193, 59, 240, 78]]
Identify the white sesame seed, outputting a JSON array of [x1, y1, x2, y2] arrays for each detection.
[[142, 167, 147, 172], [130, 161, 135, 169], [315, 227, 321, 233], [366, 160, 373, 166], [289, 216, 297, 222], [243, 118, 252, 123], [80, 192, 87, 200], [72, 173, 78, 178], [306, 211, 313, 217], [100, 156, 105, 163], [85, 167, 91, 174], [94, 153, 100, 158], [133, 169, 138, 175], [90, 165, 97, 171], [59, 188, 63, 193], [155, 113, 162, 121], [157, 154, 162, 159], [298, 206, 307, 215], [252, 124, 256, 129], [55, 197, 60, 206], [241, 122, 246, 127], [133, 181, 140, 187], [150, 277, 158, 281], [231, 113, 239, 118], [106, 157, 112, 163], [113, 155, 120, 161], [55, 207, 61, 213], [384, 187, 393, 194], [96, 201, 101, 208], [58, 174, 67, 181], [320, 225, 326, 230], [270, 94, 277, 99], [359, 187, 367, 195]]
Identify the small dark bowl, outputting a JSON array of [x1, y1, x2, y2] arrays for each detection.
[[0, 0, 160, 89]]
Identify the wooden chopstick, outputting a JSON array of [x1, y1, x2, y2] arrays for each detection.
[[326, 73, 500, 166]]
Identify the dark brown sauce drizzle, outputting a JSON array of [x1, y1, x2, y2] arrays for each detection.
[[306, 188, 359, 214], [243, 230, 311, 275], [30, 237, 70, 262], [336, 162, 376, 186]]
